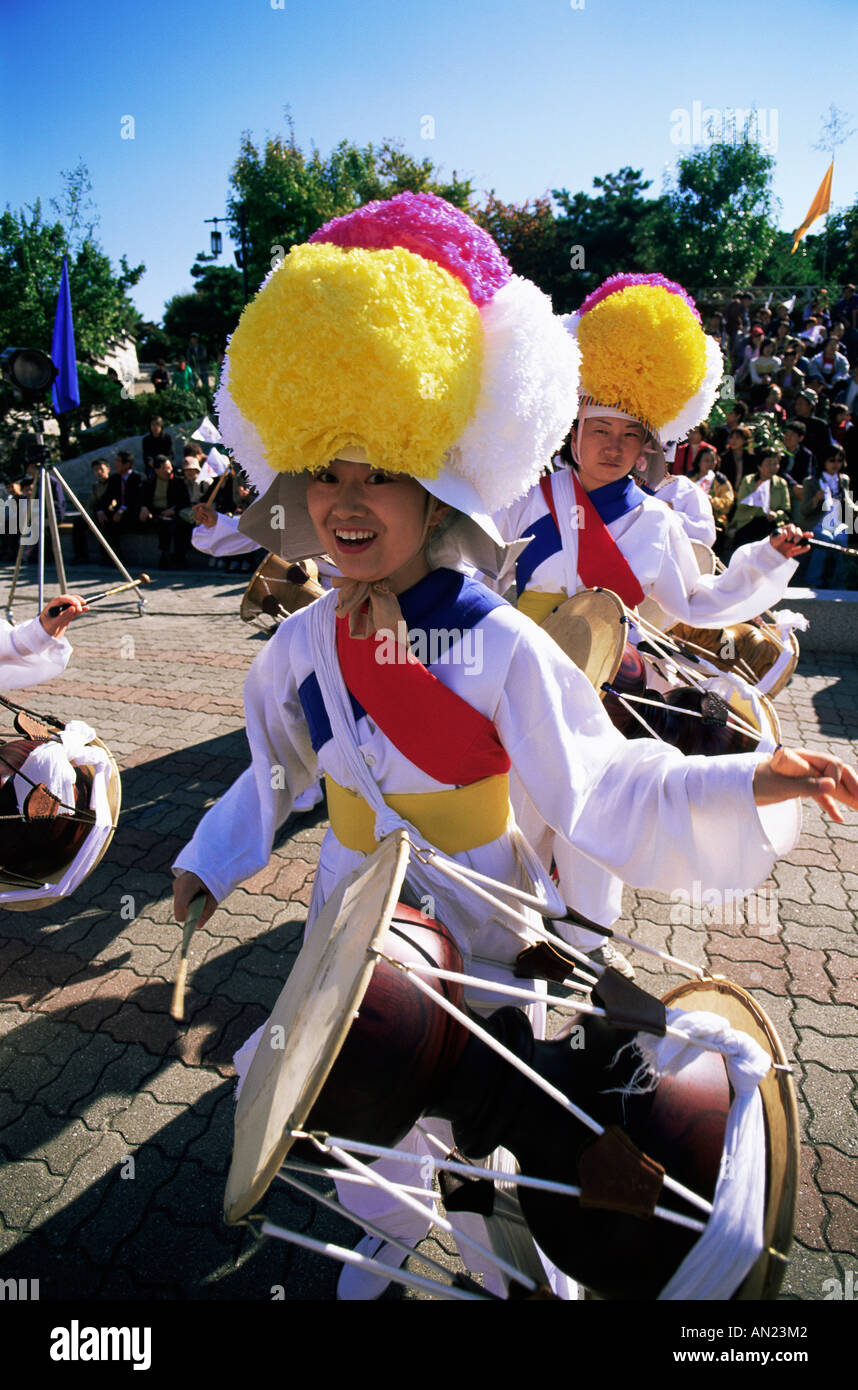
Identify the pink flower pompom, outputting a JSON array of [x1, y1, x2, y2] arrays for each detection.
[[309, 192, 511, 307], [579, 272, 701, 323]]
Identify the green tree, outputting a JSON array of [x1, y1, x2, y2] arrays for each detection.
[[475, 194, 565, 304], [162, 259, 244, 356], [0, 167, 144, 456], [653, 140, 777, 289], [226, 120, 474, 292], [553, 168, 667, 308]]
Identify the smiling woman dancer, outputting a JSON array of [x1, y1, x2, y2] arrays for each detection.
[[171, 197, 858, 1300]]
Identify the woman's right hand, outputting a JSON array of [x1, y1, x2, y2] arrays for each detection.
[[193, 503, 217, 528], [173, 871, 218, 931]]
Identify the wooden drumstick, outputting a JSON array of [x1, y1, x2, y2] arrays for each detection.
[[48, 574, 151, 616], [171, 891, 208, 1022], [204, 466, 232, 505]]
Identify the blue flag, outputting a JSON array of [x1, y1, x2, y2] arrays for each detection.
[[51, 257, 80, 413]]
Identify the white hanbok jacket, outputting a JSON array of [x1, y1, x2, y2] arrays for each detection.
[[653, 475, 717, 548], [174, 569, 797, 965], [496, 467, 796, 629], [0, 617, 72, 690]]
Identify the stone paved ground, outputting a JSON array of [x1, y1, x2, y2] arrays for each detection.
[[0, 564, 855, 1302]]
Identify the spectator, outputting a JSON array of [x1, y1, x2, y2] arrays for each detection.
[[710, 400, 749, 454], [807, 338, 851, 398], [794, 390, 834, 465], [72, 457, 111, 564], [141, 416, 174, 477], [735, 324, 765, 390], [690, 446, 734, 554], [830, 402, 851, 446], [748, 337, 782, 406], [799, 449, 853, 588], [172, 356, 195, 392], [98, 450, 145, 554], [670, 423, 710, 476], [139, 455, 191, 569], [799, 315, 825, 349], [760, 383, 786, 424], [731, 452, 792, 549], [774, 344, 806, 411], [151, 360, 170, 393], [781, 419, 814, 496], [719, 424, 755, 489], [836, 363, 858, 415], [834, 284, 858, 331], [187, 334, 209, 392]]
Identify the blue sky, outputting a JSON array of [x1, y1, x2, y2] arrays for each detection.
[[2, 0, 857, 324]]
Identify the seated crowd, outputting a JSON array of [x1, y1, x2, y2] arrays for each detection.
[[671, 283, 858, 587]]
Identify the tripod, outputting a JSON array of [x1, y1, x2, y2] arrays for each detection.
[[4, 413, 147, 623]]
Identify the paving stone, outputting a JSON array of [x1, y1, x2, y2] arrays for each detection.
[[27, 1131, 132, 1239], [792, 1001, 858, 1036], [788, 944, 836, 1002], [74, 1146, 177, 1264], [801, 1064, 858, 1154], [825, 1195, 858, 1257], [0, 1159, 63, 1227], [827, 952, 858, 1006], [793, 1147, 828, 1251], [816, 1146, 858, 1206], [796, 1030, 858, 1070]]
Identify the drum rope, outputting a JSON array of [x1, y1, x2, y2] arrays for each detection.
[[410, 838, 709, 981], [260, 1222, 488, 1301], [276, 1170, 491, 1296], [386, 959, 791, 1070], [300, 1133, 707, 1236], [308, 1134, 540, 1290]]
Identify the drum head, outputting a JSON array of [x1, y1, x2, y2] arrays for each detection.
[[542, 589, 628, 696], [661, 976, 799, 1300], [690, 540, 717, 576], [0, 735, 121, 912], [224, 830, 411, 1224], [240, 554, 319, 628]]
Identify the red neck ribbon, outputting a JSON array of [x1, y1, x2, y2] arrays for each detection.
[[540, 473, 645, 609], [335, 616, 510, 786]]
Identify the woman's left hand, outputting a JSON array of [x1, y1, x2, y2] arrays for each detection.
[[753, 746, 858, 823], [770, 524, 811, 557]]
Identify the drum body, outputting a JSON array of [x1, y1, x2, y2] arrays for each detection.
[[225, 836, 796, 1300], [0, 721, 121, 911], [240, 554, 321, 632], [543, 590, 781, 758]]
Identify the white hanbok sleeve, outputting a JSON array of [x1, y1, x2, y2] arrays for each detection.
[[495, 621, 798, 899], [650, 512, 797, 626], [0, 617, 72, 690], [661, 479, 717, 547], [173, 623, 318, 901], [191, 513, 259, 557]]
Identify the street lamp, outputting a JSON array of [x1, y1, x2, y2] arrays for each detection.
[[204, 210, 249, 305]]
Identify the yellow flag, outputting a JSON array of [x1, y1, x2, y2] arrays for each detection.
[[791, 162, 834, 253]]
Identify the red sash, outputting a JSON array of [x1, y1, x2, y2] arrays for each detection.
[[540, 474, 645, 608], [336, 616, 510, 786]]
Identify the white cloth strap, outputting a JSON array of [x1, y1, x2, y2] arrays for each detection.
[[547, 468, 580, 595], [628, 1007, 770, 1300]]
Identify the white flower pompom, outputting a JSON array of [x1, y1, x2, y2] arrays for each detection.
[[454, 277, 581, 513], [214, 350, 278, 497], [659, 335, 724, 445]]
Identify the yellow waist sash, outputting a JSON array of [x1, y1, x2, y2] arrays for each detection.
[[326, 773, 511, 856], [517, 589, 567, 625]]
